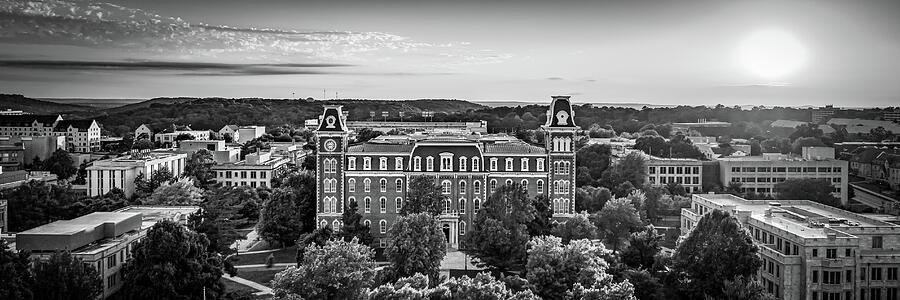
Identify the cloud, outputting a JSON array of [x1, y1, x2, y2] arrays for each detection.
[[0, 0, 509, 66], [547, 77, 564, 80], [0, 59, 352, 76]]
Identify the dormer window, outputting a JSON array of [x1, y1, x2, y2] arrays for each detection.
[[440, 153, 454, 171], [395, 157, 403, 170], [379, 157, 387, 170], [363, 157, 371, 170], [490, 158, 498, 171], [426, 156, 434, 171], [537, 158, 545, 171], [414, 156, 422, 171], [472, 157, 480, 171], [459, 157, 467, 172], [521, 158, 529, 171], [505, 158, 513, 171]]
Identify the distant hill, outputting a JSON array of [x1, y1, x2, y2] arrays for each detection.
[[38, 98, 146, 109], [0, 94, 93, 115], [76, 97, 488, 136]]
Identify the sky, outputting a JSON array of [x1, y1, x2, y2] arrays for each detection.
[[1, 0, 900, 106]]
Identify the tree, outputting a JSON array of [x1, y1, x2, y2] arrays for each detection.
[[672, 210, 761, 299], [526, 236, 635, 300], [69, 188, 130, 217], [32, 251, 103, 300], [384, 213, 447, 282], [869, 126, 894, 142], [270, 170, 318, 233], [600, 152, 647, 192], [401, 175, 446, 216], [134, 168, 176, 199], [368, 272, 538, 299], [144, 178, 204, 205], [774, 178, 840, 207], [189, 187, 261, 256], [43, 149, 77, 180], [121, 220, 226, 300], [463, 183, 535, 272], [272, 238, 376, 299], [551, 212, 598, 243], [576, 144, 612, 185], [184, 149, 216, 185], [591, 197, 643, 252], [72, 162, 88, 185], [340, 199, 373, 246], [296, 227, 334, 263], [355, 128, 383, 143], [575, 186, 612, 214], [3, 180, 80, 231], [718, 275, 776, 300], [258, 188, 304, 246], [132, 139, 154, 150], [174, 133, 196, 141], [620, 226, 662, 270], [0, 240, 33, 300], [790, 136, 826, 154], [527, 194, 554, 237]]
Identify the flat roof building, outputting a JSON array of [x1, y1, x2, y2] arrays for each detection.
[[86, 151, 187, 197], [211, 151, 290, 189], [681, 194, 900, 300], [645, 155, 705, 194]]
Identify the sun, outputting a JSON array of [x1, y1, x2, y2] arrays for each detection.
[[738, 29, 808, 80]]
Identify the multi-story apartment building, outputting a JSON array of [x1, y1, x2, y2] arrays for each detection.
[[211, 151, 290, 188], [0, 114, 61, 136], [15, 206, 198, 298], [645, 155, 704, 193], [86, 151, 187, 197], [53, 119, 101, 153], [0, 142, 25, 171], [681, 194, 900, 300], [718, 147, 849, 205], [314, 96, 578, 248]]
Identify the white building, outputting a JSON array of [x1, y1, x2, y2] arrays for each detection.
[[86, 151, 187, 197], [236, 126, 266, 144], [218, 125, 240, 142], [718, 147, 849, 205], [211, 151, 289, 189], [154, 130, 211, 146], [646, 156, 705, 193], [134, 124, 153, 140], [54, 119, 101, 153], [177, 140, 240, 163]]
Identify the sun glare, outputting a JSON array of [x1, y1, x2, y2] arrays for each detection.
[[738, 29, 808, 80]]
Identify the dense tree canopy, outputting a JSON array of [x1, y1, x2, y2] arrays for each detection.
[[144, 178, 203, 205], [0, 240, 33, 300], [592, 197, 643, 253], [550, 212, 598, 244], [384, 213, 447, 282], [340, 199, 373, 246], [272, 238, 376, 299], [774, 178, 840, 207], [526, 236, 635, 300], [183, 149, 216, 186], [401, 175, 446, 216], [575, 144, 612, 186], [258, 188, 304, 246], [368, 272, 538, 300], [32, 251, 103, 300], [42, 149, 77, 180], [463, 183, 535, 271]]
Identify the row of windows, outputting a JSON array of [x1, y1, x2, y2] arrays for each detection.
[[649, 166, 700, 175], [551, 137, 572, 152], [347, 178, 404, 193], [223, 181, 267, 188], [319, 219, 471, 238], [730, 166, 842, 173], [323, 158, 338, 173], [730, 176, 842, 183], [217, 170, 268, 179], [344, 178, 552, 195], [552, 198, 571, 214], [861, 267, 900, 281], [649, 176, 700, 185]]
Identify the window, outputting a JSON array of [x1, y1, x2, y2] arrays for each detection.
[[827, 248, 837, 259], [459, 181, 467, 194], [332, 220, 341, 231], [379, 157, 387, 170], [426, 156, 434, 171], [459, 157, 467, 171], [440, 153, 453, 171], [521, 179, 528, 191], [364, 179, 371, 192], [812, 249, 818, 257], [380, 197, 387, 213], [442, 180, 452, 194], [348, 178, 356, 192], [888, 268, 898, 281], [395, 157, 403, 170], [490, 158, 498, 171], [521, 158, 529, 171], [380, 220, 387, 234], [813, 270, 819, 283], [474, 181, 481, 194], [364, 197, 371, 213], [474, 198, 481, 213], [396, 197, 402, 212], [537, 180, 544, 194], [490, 179, 497, 193], [505, 158, 513, 171], [414, 156, 422, 171], [505, 179, 513, 186], [459, 221, 466, 235], [396, 179, 403, 192], [537, 158, 545, 171], [472, 157, 480, 171], [873, 268, 883, 281], [873, 236, 884, 248], [363, 157, 371, 170], [458, 198, 466, 214], [380, 178, 387, 192], [443, 199, 452, 214]]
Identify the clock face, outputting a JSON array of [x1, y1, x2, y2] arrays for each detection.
[[324, 139, 337, 152]]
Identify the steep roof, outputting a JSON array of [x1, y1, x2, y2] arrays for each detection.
[[348, 143, 414, 153], [54, 119, 96, 131], [483, 142, 546, 154], [0, 115, 61, 127]]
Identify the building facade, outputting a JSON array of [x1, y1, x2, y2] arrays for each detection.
[[154, 130, 211, 146], [681, 194, 900, 300], [86, 151, 187, 197], [134, 124, 153, 140], [236, 126, 266, 144], [0, 115, 61, 137], [54, 119, 101, 153], [646, 156, 704, 193], [718, 147, 850, 205], [314, 96, 578, 248], [211, 152, 290, 188]]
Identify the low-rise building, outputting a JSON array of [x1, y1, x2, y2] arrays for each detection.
[[218, 125, 240, 142], [304, 119, 489, 134], [53, 119, 101, 153], [154, 130, 211, 146], [86, 151, 187, 197], [236, 126, 266, 144], [211, 151, 290, 188], [812, 105, 837, 124], [15, 206, 198, 298], [176, 140, 240, 163], [718, 147, 849, 205], [846, 148, 900, 189], [646, 156, 704, 193], [0, 142, 25, 171], [133, 124, 153, 140], [681, 193, 900, 300]]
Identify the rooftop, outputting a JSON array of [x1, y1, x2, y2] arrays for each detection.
[[483, 142, 546, 154], [113, 206, 199, 229]]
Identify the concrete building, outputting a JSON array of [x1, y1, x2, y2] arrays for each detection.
[[0, 200, 7, 234], [269, 142, 308, 165], [211, 151, 290, 189], [176, 140, 240, 163], [154, 130, 211, 146], [54, 119, 101, 153], [0, 109, 26, 115], [314, 96, 578, 248], [86, 151, 187, 197], [718, 147, 849, 205], [681, 194, 900, 300], [15, 206, 198, 298], [827, 118, 900, 138], [812, 105, 837, 124], [133, 124, 153, 140], [885, 111, 900, 123], [645, 156, 704, 193], [236, 126, 266, 144]]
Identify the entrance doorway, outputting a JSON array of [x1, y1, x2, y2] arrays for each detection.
[[442, 223, 450, 243]]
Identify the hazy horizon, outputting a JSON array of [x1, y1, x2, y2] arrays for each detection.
[[2, 0, 900, 106]]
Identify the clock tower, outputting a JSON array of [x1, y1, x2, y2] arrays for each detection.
[[315, 105, 349, 229], [543, 96, 578, 217]]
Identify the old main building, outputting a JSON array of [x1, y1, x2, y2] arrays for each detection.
[[315, 96, 578, 247]]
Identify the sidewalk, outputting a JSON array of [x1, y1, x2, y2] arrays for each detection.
[[223, 274, 273, 296]]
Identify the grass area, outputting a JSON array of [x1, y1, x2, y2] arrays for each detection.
[[230, 245, 298, 265], [222, 278, 257, 294], [238, 269, 282, 287]]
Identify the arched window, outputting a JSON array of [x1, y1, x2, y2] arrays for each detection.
[[459, 157, 467, 171], [505, 179, 513, 186], [379, 197, 387, 213], [330, 197, 337, 213], [459, 181, 467, 194], [364, 178, 371, 192], [521, 158, 529, 171], [379, 157, 387, 170], [442, 180, 452, 194], [348, 197, 356, 211], [324, 198, 331, 213], [537, 158, 545, 171], [380, 178, 387, 192], [472, 157, 480, 171], [474, 198, 481, 213], [364, 197, 371, 213], [348, 157, 357, 170], [521, 179, 528, 191], [426, 156, 434, 171], [458, 198, 466, 214], [490, 179, 497, 193], [332, 220, 341, 231], [395, 197, 402, 212], [553, 181, 559, 194], [444, 199, 452, 214], [320, 220, 328, 228], [348, 178, 356, 192], [474, 180, 481, 194], [553, 199, 560, 214], [363, 219, 371, 228], [380, 220, 387, 234], [363, 157, 371, 170], [537, 180, 544, 194], [395, 179, 403, 192], [459, 221, 467, 235], [414, 156, 422, 171]]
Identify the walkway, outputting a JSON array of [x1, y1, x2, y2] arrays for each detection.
[[223, 274, 273, 296], [231, 228, 263, 253]]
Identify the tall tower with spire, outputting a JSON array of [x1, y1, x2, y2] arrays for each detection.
[[543, 96, 578, 217], [315, 105, 349, 229]]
